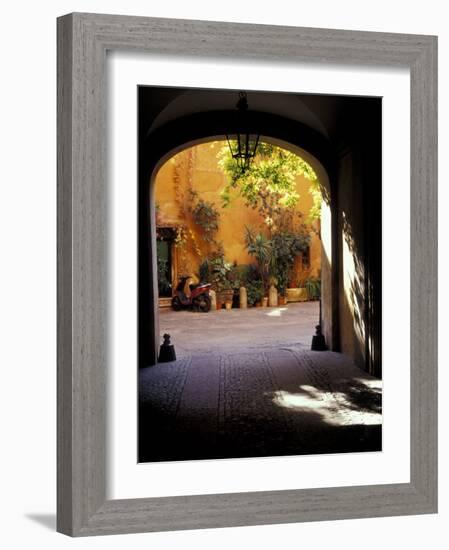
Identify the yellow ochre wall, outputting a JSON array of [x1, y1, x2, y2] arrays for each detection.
[[155, 141, 321, 284]]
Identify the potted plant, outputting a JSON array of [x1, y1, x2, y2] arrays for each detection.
[[217, 278, 234, 309], [278, 294, 287, 306], [157, 256, 171, 297], [191, 198, 220, 243], [246, 280, 264, 307], [198, 248, 233, 309], [244, 227, 273, 300], [305, 275, 321, 300], [226, 262, 245, 307], [270, 230, 310, 305], [286, 273, 309, 302]]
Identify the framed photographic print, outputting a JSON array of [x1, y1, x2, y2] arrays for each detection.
[[57, 13, 437, 536]]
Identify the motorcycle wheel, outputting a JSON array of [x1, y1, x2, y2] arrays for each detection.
[[192, 294, 211, 313], [171, 296, 182, 311]]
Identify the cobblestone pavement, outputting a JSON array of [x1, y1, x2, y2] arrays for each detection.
[[140, 303, 382, 462]]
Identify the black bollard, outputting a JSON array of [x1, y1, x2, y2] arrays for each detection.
[[311, 298, 327, 351], [311, 324, 327, 351], [158, 333, 176, 363]]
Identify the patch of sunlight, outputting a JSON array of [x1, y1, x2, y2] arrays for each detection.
[[342, 221, 365, 352], [265, 307, 288, 317], [272, 384, 382, 427], [273, 386, 324, 410], [321, 201, 332, 267], [353, 377, 383, 390]]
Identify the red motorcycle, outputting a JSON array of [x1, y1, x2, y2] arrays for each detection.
[[171, 276, 212, 312]]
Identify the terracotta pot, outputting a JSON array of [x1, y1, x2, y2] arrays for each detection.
[[278, 295, 287, 306], [217, 289, 234, 304], [225, 301, 232, 311]]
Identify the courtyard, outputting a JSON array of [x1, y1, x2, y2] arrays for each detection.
[[139, 302, 382, 462], [159, 301, 321, 358]]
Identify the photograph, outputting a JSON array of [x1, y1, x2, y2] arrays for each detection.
[[0, 0, 441, 544], [138, 86, 383, 462]]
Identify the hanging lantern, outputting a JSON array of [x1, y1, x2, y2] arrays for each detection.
[[226, 92, 260, 173]]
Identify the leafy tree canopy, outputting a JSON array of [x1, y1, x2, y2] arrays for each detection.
[[218, 142, 321, 229]]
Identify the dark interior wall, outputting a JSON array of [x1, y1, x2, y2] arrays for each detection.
[[362, 100, 382, 377], [336, 98, 382, 376]]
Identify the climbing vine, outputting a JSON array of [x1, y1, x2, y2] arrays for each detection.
[[173, 154, 189, 274], [190, 194, 220, 244], [185, 149, 202, 258], [172, 149, 204, 274]]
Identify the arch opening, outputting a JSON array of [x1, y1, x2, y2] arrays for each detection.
[[149, 137, 333, 362]]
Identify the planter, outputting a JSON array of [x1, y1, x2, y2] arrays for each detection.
[[217, 289, 234, 301], [225, 301, 232, 311], [286, 287, 308, 303], [262, 297, 268, 307], [278, 295, 287, 306], [216, 289, 234, 309]]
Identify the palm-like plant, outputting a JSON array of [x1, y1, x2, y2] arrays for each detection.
[[305, 276, 321, 300], [244, 226, 273, 295]]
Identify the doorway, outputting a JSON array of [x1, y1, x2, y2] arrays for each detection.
[[156, 226, 177, 307]]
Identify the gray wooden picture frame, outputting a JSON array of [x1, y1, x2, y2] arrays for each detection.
[[57, 12, 438, 537]]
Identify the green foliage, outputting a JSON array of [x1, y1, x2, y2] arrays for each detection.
[[244, 227, 273, 294], [191, 198, 220, 243], [270, 231, 310, 296], [246, 280, 264, 306], [157, 257, 171, 295], [200, 256, 263, 299], [245, 227, 273, 265], [199, 258, 211, 283], [308, 178, 323, 222], [174, 225, 187, 248], [246, 263, 261, 283], [227, 263, 247, 290], [244, 225, 309, 297], [305, 276, 321, 300], [225, 263, 262, 292], [198, 247, 232, 291], [218, 141, 320, 230]]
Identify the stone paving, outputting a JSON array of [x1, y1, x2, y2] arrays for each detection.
[[139, 303, 382, 462], [157, 301, 321, 358]]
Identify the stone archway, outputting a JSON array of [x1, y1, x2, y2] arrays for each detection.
[[139, 111, 339, 368]]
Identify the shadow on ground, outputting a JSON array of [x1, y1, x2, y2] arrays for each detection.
[[139, 346, 382, 463], [25, 514, 56, 531]]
